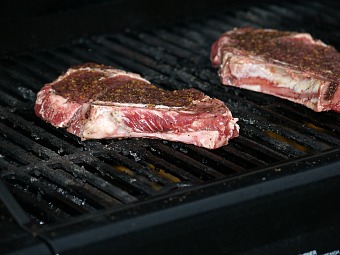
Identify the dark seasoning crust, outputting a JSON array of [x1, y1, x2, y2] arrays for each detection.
[[35, 63, 239, 148], [228, 29, 340, 83], [99, 81, 205, 108], [52, 64, 206, 107], [325, 82, 339, 101]]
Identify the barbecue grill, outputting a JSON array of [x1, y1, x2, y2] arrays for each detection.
[[1, 0, 340, 254]]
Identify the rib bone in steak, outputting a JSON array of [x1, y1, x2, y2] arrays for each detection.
[[210, 27, 340, 112], [34, 63, 239, 149]]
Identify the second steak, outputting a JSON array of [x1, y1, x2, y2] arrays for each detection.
[[210, 27, 340, 112]]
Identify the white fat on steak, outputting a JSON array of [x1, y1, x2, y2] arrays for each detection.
[[35, 63, 239, 149], [211, 27, 340, 112]]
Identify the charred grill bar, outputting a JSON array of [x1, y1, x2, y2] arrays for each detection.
[[1, 0, 340, 254]]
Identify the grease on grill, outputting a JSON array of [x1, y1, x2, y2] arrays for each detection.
[[265, 130, 312, 153], [148, 164, 181, 183], [304, 122, 327, 132], [114, 165, 135, 175], [114, 164, 181, 191]]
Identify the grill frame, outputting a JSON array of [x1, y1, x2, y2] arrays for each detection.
[[1, 0, 340, 254]]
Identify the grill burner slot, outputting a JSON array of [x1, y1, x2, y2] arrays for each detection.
[[0, 1, 339, 254]]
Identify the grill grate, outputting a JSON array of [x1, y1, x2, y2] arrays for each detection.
[[0, 0, 340, 234]]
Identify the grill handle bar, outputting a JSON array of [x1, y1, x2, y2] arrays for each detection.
[[0, 179, 30, 225], [0, 179, 59, 254]]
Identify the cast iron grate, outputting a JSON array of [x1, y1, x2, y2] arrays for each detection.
[[0, 0, 340, 230]]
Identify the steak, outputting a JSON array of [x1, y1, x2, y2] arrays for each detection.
[[34, 63, 239, 149], [210, 27, 340, 112]]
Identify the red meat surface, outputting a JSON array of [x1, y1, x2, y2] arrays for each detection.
[[35, 63, 239, 149], [211, 27, 340, 112]]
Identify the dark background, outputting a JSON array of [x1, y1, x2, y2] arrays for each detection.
[[0, 0, 267, 56]]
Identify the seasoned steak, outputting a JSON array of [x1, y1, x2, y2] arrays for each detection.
[[210, 27, 340, 112], [35, 63, 239, 149]]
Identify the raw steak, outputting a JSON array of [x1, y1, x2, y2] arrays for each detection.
[[210, 27, 340, 112], [34, 63, 239, 149]]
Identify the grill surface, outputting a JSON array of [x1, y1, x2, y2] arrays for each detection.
[[1, 0, 340, 254]]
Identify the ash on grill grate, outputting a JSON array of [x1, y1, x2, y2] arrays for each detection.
[[0, 0, 339, 232]]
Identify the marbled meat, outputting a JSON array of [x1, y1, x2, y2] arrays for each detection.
[[211, 27, 340, 112], [35, 63, 239, 149]]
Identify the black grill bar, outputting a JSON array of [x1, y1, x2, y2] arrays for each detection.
[[136, 146, 203, 183], [104, 142, 185, 185], [45, 49, 84, 70], [0, 137, 40, 166], [232, 136, 288, 162], [0, 179, 31, 225], [51, 160, 137, 204], [70, 150, 171, 195], [180, 145, 248, 173], [147, 142, 227, 180], [6, 173, 91, 220], [0, 59, 45, 92], [236, 107, 334, 152], [28, 165, 115, 209], [7, 184, 66, 223], [0, 105, 79, 155], [88, 38, 175, 83]]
